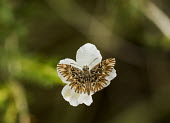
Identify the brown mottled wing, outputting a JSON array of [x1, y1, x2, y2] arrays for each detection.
[[90, 58, 116, 93], [57, 64, 86, 93]]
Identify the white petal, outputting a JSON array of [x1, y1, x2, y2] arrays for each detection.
[[61, 84, 72, 101], [104, 68, 117, 87], [58, 58, 78, 67], [61, 85, 79, 106], [69, 93, 80, 106], [76, 43, 102, 69], [61, 85, 93, 106], [57, 58, 81, 84], [78, 94, 93, 106]]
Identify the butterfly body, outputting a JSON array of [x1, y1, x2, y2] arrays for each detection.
[[81, 65, 92, 95], [57, 58, 115, 95]]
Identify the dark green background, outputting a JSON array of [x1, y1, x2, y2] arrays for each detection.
[[0, 0, 170, 123]]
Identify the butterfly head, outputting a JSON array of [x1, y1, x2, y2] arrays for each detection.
[[82, 65, 89, 71]]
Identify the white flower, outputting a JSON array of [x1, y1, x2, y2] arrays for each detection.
[[57, 43, 117, 106]]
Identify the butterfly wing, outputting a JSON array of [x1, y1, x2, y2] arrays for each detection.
[[57, 64, 86, 93], [90, 58, 116, 93]]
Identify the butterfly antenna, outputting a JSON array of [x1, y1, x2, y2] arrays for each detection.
[[88, 58, 98, 66]]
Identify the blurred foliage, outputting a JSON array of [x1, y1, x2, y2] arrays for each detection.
[[0, 0, 170, 123]]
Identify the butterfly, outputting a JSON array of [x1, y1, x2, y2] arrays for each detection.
[[57, 58, 115, 95]]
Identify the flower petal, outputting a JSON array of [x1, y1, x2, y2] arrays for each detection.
[[61, 85, 79, 106], [61, 84, 72, 102], [69, 93, 80, 106], [61, 85, 93, 106], [76, 43, 102, 69], [104, 68, 117, 87], [57, 58, 80, 84], [78, 94, 93, 106], [58, 58, 77, 66]]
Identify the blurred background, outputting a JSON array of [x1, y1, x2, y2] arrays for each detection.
[[0, 0, 170, 123]]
